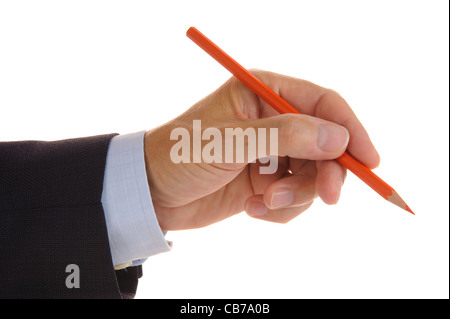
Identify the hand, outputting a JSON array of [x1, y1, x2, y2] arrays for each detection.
[[144, 70, 380, 230]]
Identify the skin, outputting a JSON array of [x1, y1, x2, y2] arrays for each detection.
[[144, 70, 380, 231]]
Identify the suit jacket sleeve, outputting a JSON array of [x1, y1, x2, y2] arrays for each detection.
[[0, 134, 142, 299]]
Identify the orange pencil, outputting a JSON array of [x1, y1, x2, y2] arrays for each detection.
[[186, 26, 414, 215]]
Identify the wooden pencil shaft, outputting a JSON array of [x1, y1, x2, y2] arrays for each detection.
[[186, 27, 410, 212], [187, 27, 298, 115], [337, 152, 393, 198]]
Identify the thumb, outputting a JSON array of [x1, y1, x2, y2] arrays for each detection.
[[245, 113, 350, 161]]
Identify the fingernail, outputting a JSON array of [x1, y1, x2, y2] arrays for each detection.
[[318, 125, 349, 152], [246, 199, 268, 217], [270, 190, 294, 209]]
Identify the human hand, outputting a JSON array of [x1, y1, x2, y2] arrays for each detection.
[[144, 70, 380, 230]]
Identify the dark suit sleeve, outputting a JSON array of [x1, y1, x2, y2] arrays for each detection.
[[0, 134, 142, 299]]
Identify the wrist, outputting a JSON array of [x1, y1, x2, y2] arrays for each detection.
[[144, 129, 169, 230]]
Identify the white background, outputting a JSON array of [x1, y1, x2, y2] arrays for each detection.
[[0, 1, 448, 299]]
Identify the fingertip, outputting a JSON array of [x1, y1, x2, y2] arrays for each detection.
[[372, 149, 381, 169], [333, 178, 344, 205], [316, 160, 346, 205], [245, 196, 268, 217], [353, 145, 381, 170], [318, 187, 339, 205]]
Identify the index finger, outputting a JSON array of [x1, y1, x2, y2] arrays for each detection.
[[253, 70, 380, 169]]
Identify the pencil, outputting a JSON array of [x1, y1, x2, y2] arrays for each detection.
[[186, 26, 414, 215]]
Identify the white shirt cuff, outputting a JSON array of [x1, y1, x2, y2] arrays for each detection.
[[101, 131, 171, 268]]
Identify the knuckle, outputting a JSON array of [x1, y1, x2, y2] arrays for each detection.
[[323, 88, 347, 108], [278, 114, 297, 147], [248, 68, 265, 76], [249, 69, 275, 88], [279, 114, 316, 157], [322, 87, 342, 100]]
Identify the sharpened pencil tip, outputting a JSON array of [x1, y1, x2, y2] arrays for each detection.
[[405, 205, 415, 215], [387, 190, 414, 215]]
